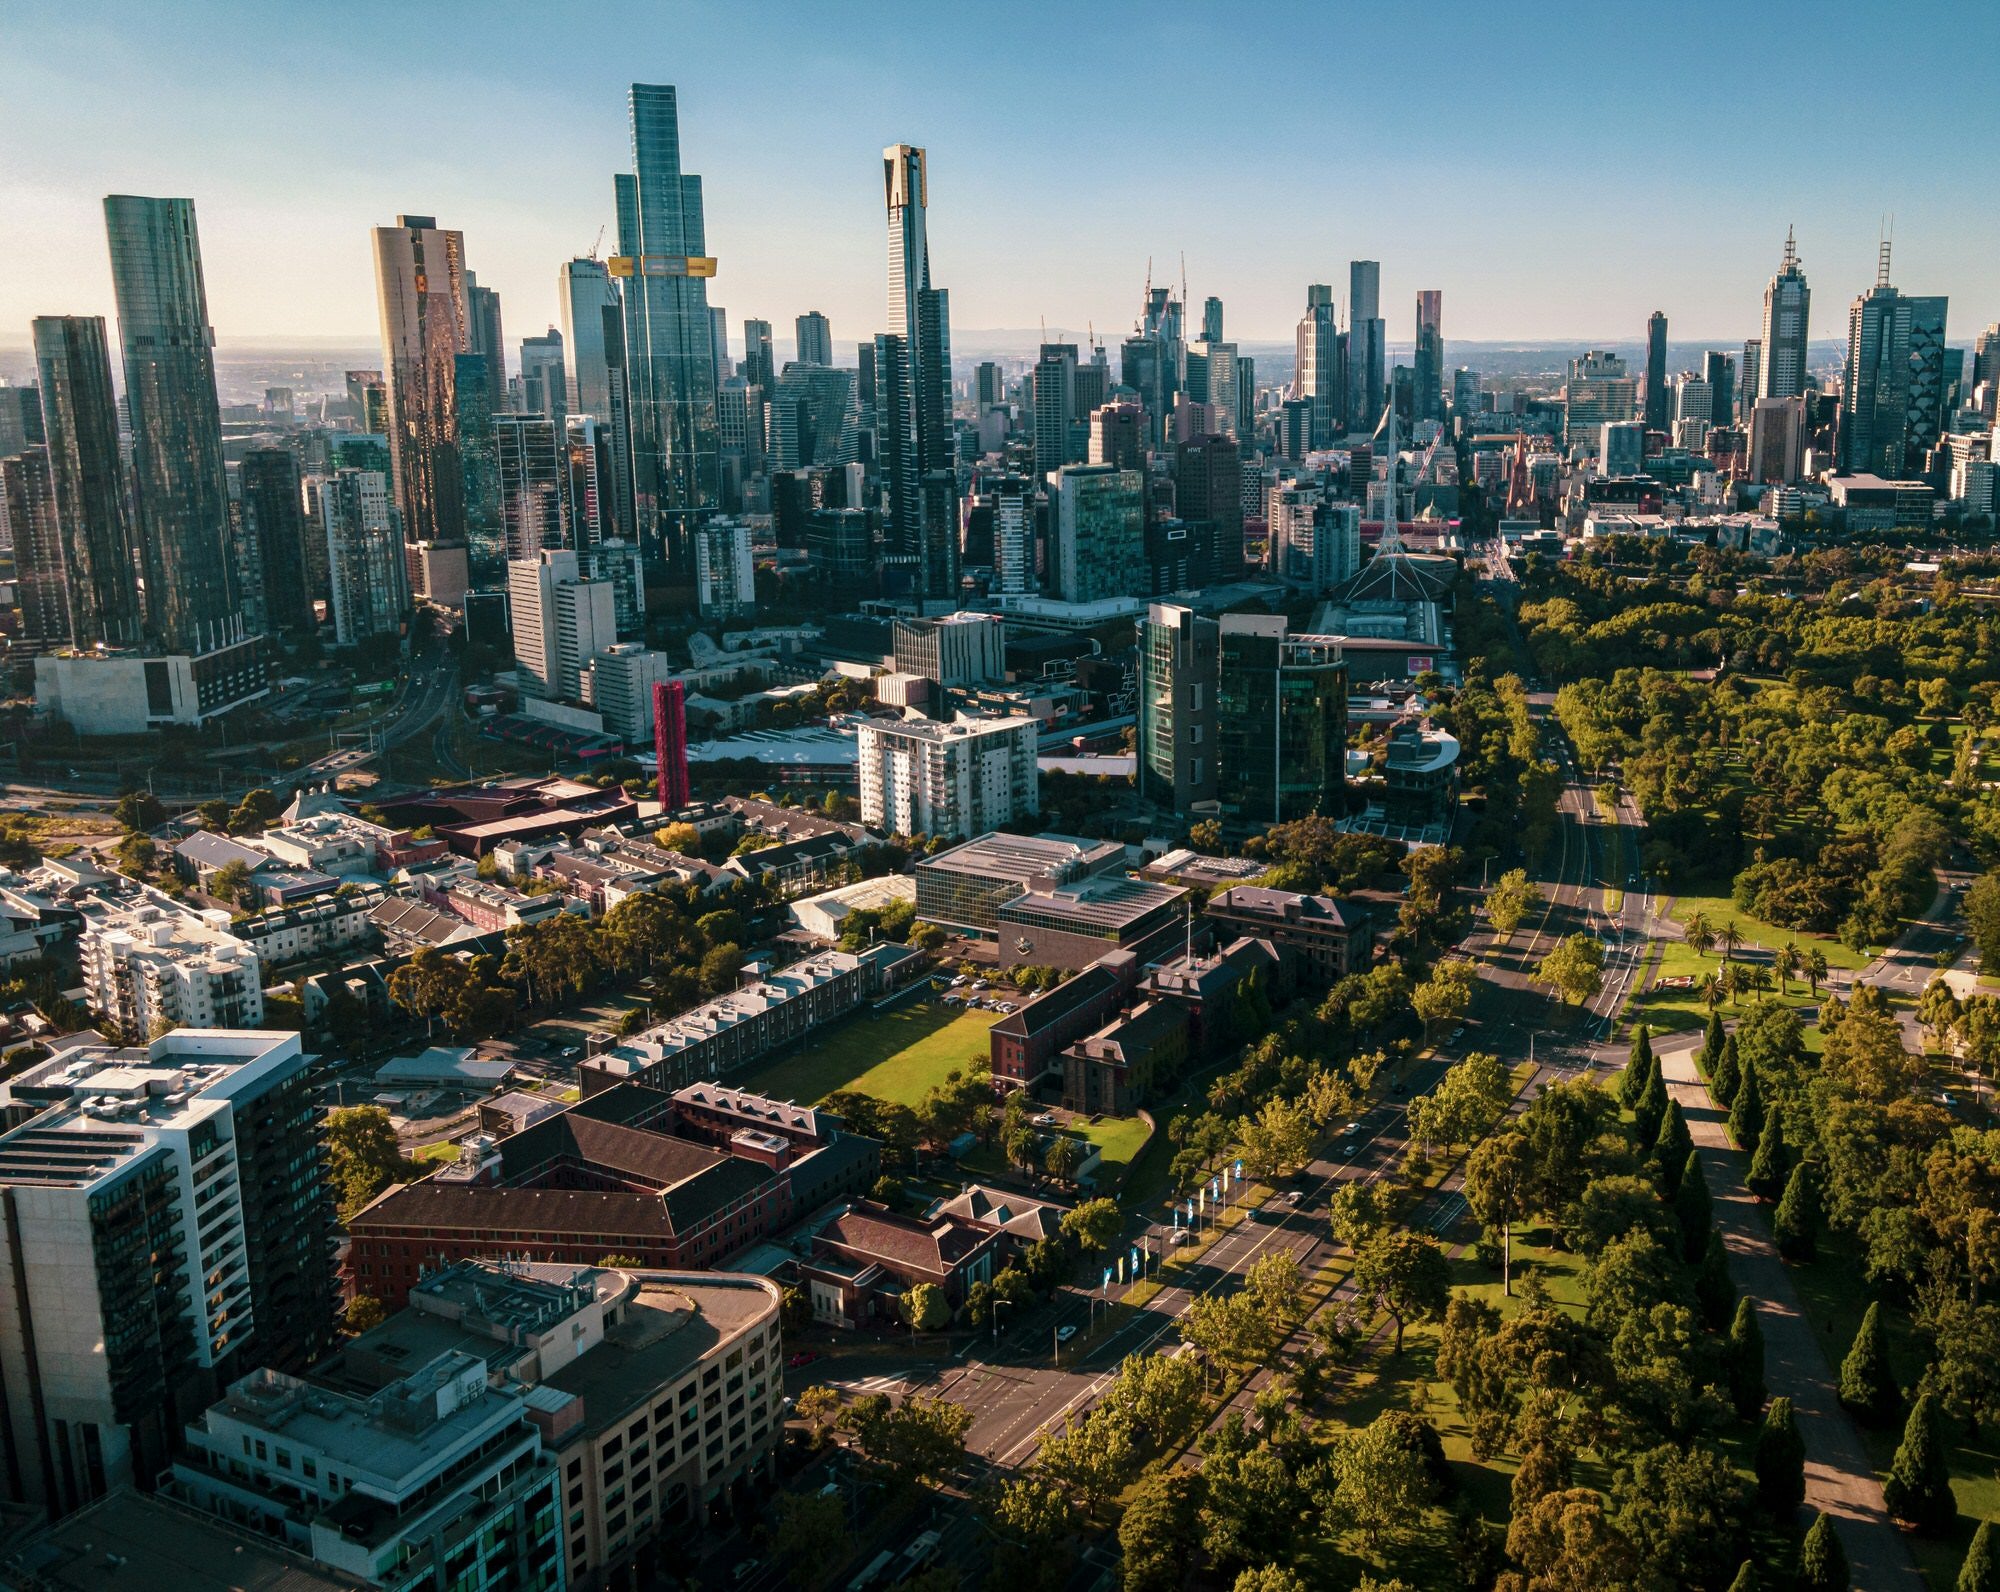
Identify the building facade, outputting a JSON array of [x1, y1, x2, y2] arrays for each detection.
[[855, 716, 1039, 839], [1137, 602, 1219, 814]]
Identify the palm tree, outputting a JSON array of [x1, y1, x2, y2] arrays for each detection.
[[1700, 972, 1723, 1010], [1778, 941, 1801, 995], [1804, 948, 1829, 995], [1719, 962, 1744, 1007], [1686, 910, 1715, 959], [1718, 921, 1744, 963]]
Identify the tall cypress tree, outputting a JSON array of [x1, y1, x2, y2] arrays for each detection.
[[1727, 1054, 1764, 1154], [1655, 1100, 1694, 1196], [1883, 1391, 1958, 1533], [1712, 1032, 1741, 1107], [1636, 1064, 1669, 1147], [1622, 1024, 1656, 1107], [1675, 1152, 1713, 1264], [1747, 1102, 1791, 1200], [1726, 1564, 1759, 1592], [1773, 1161, 1820, 1261], [1698, 1009, 1726, 1077], [1959, 1518, 2000, 1592], [1799, 1512, 1850, 1592], [1727, 1296, 1767, 1417], [1755, 1396, 1806, 1513], [1695, 1229, 1735, 1329], [1838, 1301, 1900, 1426]]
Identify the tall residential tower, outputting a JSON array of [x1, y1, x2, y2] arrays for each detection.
[[883, 143, 958, 603]]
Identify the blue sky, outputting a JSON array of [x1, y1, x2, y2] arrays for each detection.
[[3, 0, 1996, 353]]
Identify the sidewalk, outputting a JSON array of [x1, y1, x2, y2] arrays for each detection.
[[1657, 1043, 1922, 1589]]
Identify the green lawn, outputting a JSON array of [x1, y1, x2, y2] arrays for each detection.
[[1073, 1114, 1153, 1188], [734, 998, 998, 1108]]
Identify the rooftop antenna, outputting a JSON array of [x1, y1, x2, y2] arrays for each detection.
[[1179, 252, 1189, 310], [1877, 219, 1894, 288], [1782, 224, 1797, 268]]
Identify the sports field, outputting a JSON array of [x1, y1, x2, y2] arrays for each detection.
[[736, 997, 1000, 1108]]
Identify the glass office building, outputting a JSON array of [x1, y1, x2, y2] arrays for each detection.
[[104, 195, 241, 653], [31, 314, 140, 646], [1216, 615, 1348, 829]]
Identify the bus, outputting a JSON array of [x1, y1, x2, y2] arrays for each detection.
[[847, 1550, 896, 1592], [894, 1531, 942, 1582]]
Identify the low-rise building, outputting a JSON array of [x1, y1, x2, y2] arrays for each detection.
[[720, 831, 858, 896], [1204, 885, 1374, 986], [787, 875, 916, 942], [987, 950, 1140, 1087], [1060, 999, 1189, 1115], [578, 949, 878, 1096], [1145, 937, 1294, 1056], [931, 1184, 1070, 1255], [800, 1200, 1002, 1326], [229, 883, 387, 966]]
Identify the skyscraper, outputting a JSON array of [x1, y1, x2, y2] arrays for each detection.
[[559, 257, 620, 416], [1053, 463, 1143, 603], [372, 213, 469, 583], [1216, 615, 1346, 829], [1702, 350, 1736, 429], [104, 194, 241, 653], [615, 83, 721, 564], [317, 468, 404, 646], [454, 352, 501, 572], [0, 450, 71, 649], [239, 449, 312, 634], [464, 270, 508, 410], [1201, 296, 1224, 345], [884, 143, 958, 603], [1643, 312, 1669, 431], [518, 327, 566, 424], [1294, 284, 1342, 448], [1032, 341, 1078, 480], [1139, 603, 1219, 814], [795, 310, 833, 367], [1349, 261, 1385, 428], [1738, 340, 1763, 424], [1758, 228, 1812, 401], [1841, 243, 1915, 476], [709, 305, 731, 389], [1905, 295, 1950, 459], [741, 318, 774, 391], [1413, 291, 1444, 424], [509, 547, 614, 700], [992, 474, 1035, 596], [31, 315, 140, 646]]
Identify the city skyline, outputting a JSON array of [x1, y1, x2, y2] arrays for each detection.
[[4, 0, 1996, 353]]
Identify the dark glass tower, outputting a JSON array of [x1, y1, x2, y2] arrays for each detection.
[[1216, 615, 1347, 829], [0, 450, 73, 648], [616, 83, 720, 569], [239, 450, 312, 633], [884, 143, 958, 603], [1643, 311, 1669, 431], [1414, 290, 1444, 424], [31, 314, 141, 645], [103, 195, 241, 653], [1841, 244, 1914, 476]]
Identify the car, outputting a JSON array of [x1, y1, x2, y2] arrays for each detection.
[[1169, 1229, 1194, 1246], [950, 975, 967, 987], [786, 1352, 818, 1369], [1341, 1121, 1362, 1136], [732, 1560, 761, 1585], [1056, 1324, 1077, 1343], [1448, 1027, 1466, 1044], [1340, 1143, 1359, 1158], [1034, 1112, 1057, 1126], [1284, 1190, 1303, 1205]]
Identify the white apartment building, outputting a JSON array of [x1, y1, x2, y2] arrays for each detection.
[[856, 715, 1039, 840], [586, 643, 673, 743], [694, 518, 756, 620], [79, 890, 264, 1033], [0, 1029, 333, 1514], [511, 547, 616, 702]]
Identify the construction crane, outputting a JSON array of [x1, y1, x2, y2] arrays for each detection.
[[586, 224, 605, 262]]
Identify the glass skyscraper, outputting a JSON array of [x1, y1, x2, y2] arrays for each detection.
[[1216, 615, 1348, 829], [31, 314, 141, 646], [104, 195, 241, 653], [372, 213, 469, 580], [615, 83, 720, 568], [1758, 229, 1812, 402], [239, 449, 312, 634], [1841, 248, 1915, 477], [1414, 290, 1444, 424], [884, 143, 958, 602]]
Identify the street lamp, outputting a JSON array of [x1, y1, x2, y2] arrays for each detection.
[[991, 1297, 1008, 1344]]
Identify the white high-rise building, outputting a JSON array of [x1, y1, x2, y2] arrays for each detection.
[[694, 517, 755, 620], [1269, 487, 1359, 594], [586, 642, 673, 743], [856, 716, 1039, 840], [992, 475, 1035, 596], [509, 547, 615, 701], [79, 891, 264, 1032], [559, 257, 621, 416], [316, 468, 404, 646]]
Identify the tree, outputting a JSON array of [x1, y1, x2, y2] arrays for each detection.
[[1412, 959, 1477, 1040], [1614, 1441, 1748, 1592], [388, 945, 462, 1037], [1118, 1469, 1205, 1592], [1746, 1103, 1790, 1200], [325, 1105, 409, 1220], [1044, 1136, 1085, 1183], [1535, 933, 1606, 1007], [900, 1282, 950, 1334], [768, 1491, 848, 1587], [1354, 1232, 1450, 1354], [795, 1385, 842, 1446], [1653, 1101, 1693, 1197], [1696, 1011, 1725, 1078], [1634, 1063, 1669, 1150], [847, 1394, 970, 1488], [1188, 819, 1224, 855], [1673, 1152, 1712, 1264], [1621, 1025, 1655, 1108], [1773, 1161, 1820, 1261], [1229, 1571, 1305, 1592], [1805, 947, 1830, 994], [1840, 1302, 1901, 1425], [1799, 1512, 1850, 1592], [209, 858, 253, 907], [1778, 940, 1802, 994], [1326, 1411, 1436, 1548], [114, 790, 165, 832], [344, 1295, 385, 1333], [1686, 910, 1716, 958], [1883, 1391, 1958, 1532], [228, 787, 281, 834], [1959, 1519, 2000, 1592], [1727, 1563, 1761, 1592], [1727, 1055, 1763, 1154], [1487, 867, 1544, 937], [1466, 1130, 1536, 1294], [1504, 1488, 1638, 1591], [1968, 874, 2000, 975], [1712, 1034, 1741, 1108], [1726, 1298, 1766, 1418], [1718, 920, 1744, 962], [1061, 1197, 1122, 1256], [1754, 1396, 1806, 1514], [1696, 1230, 1735, 1331]]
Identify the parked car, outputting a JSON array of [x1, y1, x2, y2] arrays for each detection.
[[787, 1352, 818, 1369], [1056, 1324, 1077, 1343]]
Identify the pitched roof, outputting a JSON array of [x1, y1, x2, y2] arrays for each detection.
[[935, 1184, 1068, 1241], [816, 1200, 994, 1276], [1208, 885, 1370, 931]]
